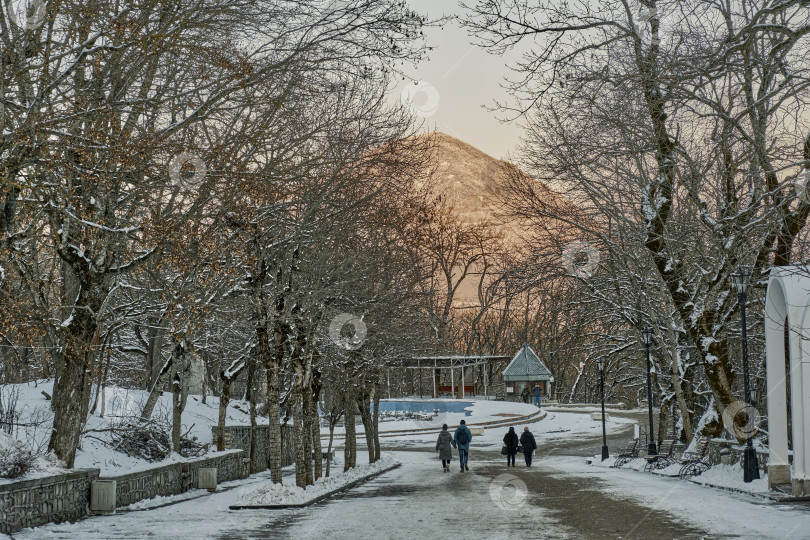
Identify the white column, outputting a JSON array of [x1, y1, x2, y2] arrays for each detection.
[[461, 366, 465, 399], [418, 360, 421, 398], [433, 361, 437, 398], [790, 311, 806, 491], [484, 363, 489, 400], [766, 281, 790, 487], [451, 366, 455, 397], [801, 355, 810, 495]]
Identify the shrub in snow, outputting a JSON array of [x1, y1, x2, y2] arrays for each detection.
[[106, 419, 206, 462], [0, 432, 63, 479], [0, 440, 35, 479]]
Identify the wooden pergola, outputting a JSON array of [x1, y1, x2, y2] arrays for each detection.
[[394, 355, 511, 399]]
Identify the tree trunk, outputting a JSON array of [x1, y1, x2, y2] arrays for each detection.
[[171, 338, 189, 453], [292, 359, 307, 488], [357, 391, 375, 464], [299, 348, 314, 486], [669, 344, 694, 443], [141, 357, 172, 421], [48, 348, 91, 467], [265, 360, 283, 483], [247, 358, 259, 473], [326, 420, 336, 478], [99, 349, 112, 418], [301, 388, 314, 485], [257, 283, 283, 483], [89, 348, 105, 415], [372, 385, 381, 462], [172, 371, 183, 453], [217, 376, 231, 451], [310, 371, 323, 480], [343, 389, 356, 471]]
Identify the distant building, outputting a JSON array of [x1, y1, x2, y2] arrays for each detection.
[[502, 343, 555, 402]]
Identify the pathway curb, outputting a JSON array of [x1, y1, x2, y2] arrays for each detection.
[[326, 409, 548, 440], [229, 463, 402, 510]]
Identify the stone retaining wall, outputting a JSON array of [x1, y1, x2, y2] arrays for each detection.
[[0, 424, 296, 533], [105, 449, 247, 508], [105, 461, 184, 508], [186, 449, 247, 487], [0, 468, 99, 534], [211, 424, 295, 472]]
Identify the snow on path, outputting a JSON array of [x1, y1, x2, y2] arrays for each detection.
[[326, 398, 542, 434], [10, 408, 810, 539], [543, 455, 810, 539], [381, 410, 635, 450], [285, 451, 570, 539], [11, 451, 572, 540]]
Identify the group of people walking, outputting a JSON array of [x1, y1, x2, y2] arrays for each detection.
[[434, 419, 538, 472]]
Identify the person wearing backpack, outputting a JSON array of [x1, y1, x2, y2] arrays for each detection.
[[435, 424, 455, 473], [454, 419, 472, 472], [520, 426, 538, 467]]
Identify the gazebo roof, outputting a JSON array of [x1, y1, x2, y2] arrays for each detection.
[[502, 343, 553, 382]]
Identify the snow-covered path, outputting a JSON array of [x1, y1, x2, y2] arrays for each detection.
[[11, 409, 810, 539]]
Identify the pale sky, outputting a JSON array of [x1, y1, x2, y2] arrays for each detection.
[[398, 0, 525, 161]]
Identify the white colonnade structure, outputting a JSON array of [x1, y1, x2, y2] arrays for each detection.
[[765, 266, 810, 494]]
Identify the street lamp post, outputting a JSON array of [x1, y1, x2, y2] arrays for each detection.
[[641, 327, 657, 455], [731, 267, 760, 483], [597, 357, 609, 461]]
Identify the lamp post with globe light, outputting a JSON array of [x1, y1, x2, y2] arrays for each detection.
[[596, 357, 609, 461], [641, 327, 657, 455], [730, 267, 760, 483]]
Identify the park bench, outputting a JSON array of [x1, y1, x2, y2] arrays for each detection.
[[677, 437, 712, 479], [643, 438, 677, 471], [611, 438, 639, 468]]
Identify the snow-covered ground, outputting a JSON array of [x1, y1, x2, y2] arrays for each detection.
[[0, 431, 66, 486], [380, 408, 635, 453], [236, 456, 398, 506], [327, 397, 542, 435], [4, 386, 810, 538], [545, 455, 809, 538], [3, 383, 555, 477], [15, 445, 810, 539], [591, 452, 773, 496], [2, 380, 264, 476]]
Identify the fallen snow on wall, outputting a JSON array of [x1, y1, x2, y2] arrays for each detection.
[[236, 456, 398, 506]]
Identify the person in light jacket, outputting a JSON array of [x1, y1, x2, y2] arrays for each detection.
[[520, 426, 538, 467], [435, 424, 455, 473], [503, 426, 520, 467]]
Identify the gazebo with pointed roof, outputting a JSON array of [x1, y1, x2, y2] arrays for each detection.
[[502, 343, 555, 401]]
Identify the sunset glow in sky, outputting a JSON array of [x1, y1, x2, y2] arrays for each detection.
[[398, 0, 525, 161]]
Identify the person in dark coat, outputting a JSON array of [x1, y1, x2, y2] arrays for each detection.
[[435, 424, 455, 473], [503, 426, 520, 467], [454, 419, 472, 472], [520, 426, 538, 467], [521, 386, 530, 404]]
